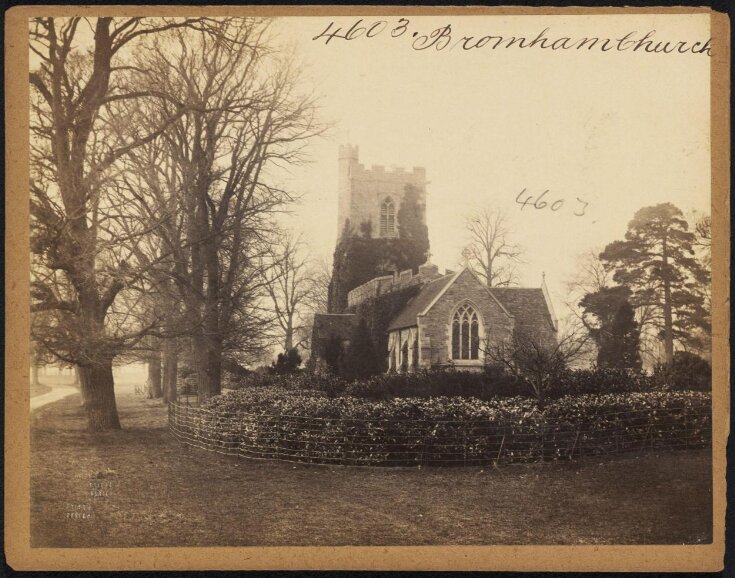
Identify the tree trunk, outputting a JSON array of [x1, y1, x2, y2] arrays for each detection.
[[284, 323, 294, 352], [162, 341, 178, 403], [662, 237, 675, 363], [197, 331, 223, 402], [72, 365, 80, 386], [79, 359, 121, 431], [147, 352, 163, 399]]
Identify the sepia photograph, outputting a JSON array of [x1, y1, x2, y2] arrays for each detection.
[[5, 5, 728, 572]]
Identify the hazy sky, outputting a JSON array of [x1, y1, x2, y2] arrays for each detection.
[[272, 14, 711, 315], [31, 14, 711, 318]]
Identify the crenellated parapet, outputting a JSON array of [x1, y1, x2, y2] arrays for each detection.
[[347, 262, 442, 309], [337, 144, 427, 239]]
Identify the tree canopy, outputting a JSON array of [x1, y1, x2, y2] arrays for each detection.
[[599, 203, 709, 363]]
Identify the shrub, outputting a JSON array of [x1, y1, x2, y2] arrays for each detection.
[[227, 365, 658, 402], [343, 368, 527, 401], [190, 387, 711, 466], [545, 366, 653, 397], [652, 352, 712, 391], [271, 348, 302, 374]]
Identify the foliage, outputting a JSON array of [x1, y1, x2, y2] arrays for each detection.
[[339, 318, 381, 380], [196, 387, 711, 466], [228, 365, 659, 402], [271, 348, 303, 375], [327, 185, 431, 313], [580, 285, 642, 370], [322, 335, 344, 376], [353, 283, 423, 372], [652, 351, 712, 391], [547, 366, 653, 396], [396, 184, 430, 269], [343, 368, 524, 400], [600, 203, 710, 361]]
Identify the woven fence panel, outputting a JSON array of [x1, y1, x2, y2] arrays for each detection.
[[167, 401, 711, 467]]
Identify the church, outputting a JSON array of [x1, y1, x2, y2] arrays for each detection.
[[312, 145, 557, 373]]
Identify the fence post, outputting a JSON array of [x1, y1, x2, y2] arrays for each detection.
[[568, 431, 580, 460], [496, 429, 506, 464]]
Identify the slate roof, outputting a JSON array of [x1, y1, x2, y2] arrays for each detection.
[[489, 287, 557, 334], [312, 313, 358, 340], [387, 273, 456, 331]]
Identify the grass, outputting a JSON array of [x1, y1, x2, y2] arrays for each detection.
[[31, 391, 713, 547]]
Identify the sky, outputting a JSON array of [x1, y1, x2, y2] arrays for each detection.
[[29, 14, 711, 319], [270, 14, 711, 316]]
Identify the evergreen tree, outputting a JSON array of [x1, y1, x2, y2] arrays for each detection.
[[599, 203, 709, 363], [397, 184, 430, 268], [339, 318, 381, 380], [580, 286, 642, 371]]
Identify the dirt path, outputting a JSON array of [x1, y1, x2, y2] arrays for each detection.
[[30, 384, 79, 411]]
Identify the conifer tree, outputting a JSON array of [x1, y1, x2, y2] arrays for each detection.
[[600, 203, 709, 363], [580, 286, 642, 370]]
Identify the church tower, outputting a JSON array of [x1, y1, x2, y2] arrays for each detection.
[[329, 145, 431, 313], [337, 144, 427, 239]]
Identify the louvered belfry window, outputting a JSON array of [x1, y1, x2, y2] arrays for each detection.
[[451, 304, 480, 360]]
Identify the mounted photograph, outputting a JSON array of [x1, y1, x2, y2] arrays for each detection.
[[5, 6, 728, 572]]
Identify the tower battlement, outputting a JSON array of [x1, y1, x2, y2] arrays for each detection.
[[337, 144, 427, 239]]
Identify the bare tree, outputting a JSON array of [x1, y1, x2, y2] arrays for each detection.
[[263, 234, 322, 352], [484, 327, 590, 407], [29, 17, 324, 426], [28, 17, 227, 430], [120, 19, 324, 400], [461, 208, 523, 287]]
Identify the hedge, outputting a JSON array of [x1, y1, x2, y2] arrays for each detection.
[[166, 389, 712, 467], [227, 366, 659, 401]]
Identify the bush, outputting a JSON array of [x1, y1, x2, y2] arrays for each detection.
[[545, 366, 653, 397], [227, 366, 657, 402], [343, 368, 526, 401], [192, 388, 711, 466], [652, 352, 712, 391], [271, 348, 302, 374]]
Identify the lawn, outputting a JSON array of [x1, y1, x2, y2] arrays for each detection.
[[31, 391, 713, 547]]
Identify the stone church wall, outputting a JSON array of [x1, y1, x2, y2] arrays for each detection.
[[418, 270, 514, 369]]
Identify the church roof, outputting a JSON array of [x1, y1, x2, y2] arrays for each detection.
[[387, 273, 456, 331], [386, 268, 557, 335], [312, 313, 358, 340], [488, 287, 557, 334]]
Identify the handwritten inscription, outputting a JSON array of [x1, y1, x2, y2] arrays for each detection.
[[313, 19, 711, 56], [515, 188, 589, 217]]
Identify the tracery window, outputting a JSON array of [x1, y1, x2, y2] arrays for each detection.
[[379, 197, 396, 237], [451, 304, 481, 360]]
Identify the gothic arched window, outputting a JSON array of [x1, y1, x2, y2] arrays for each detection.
[[451, 304, 481, 360], [380, 197, 396, 237]]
